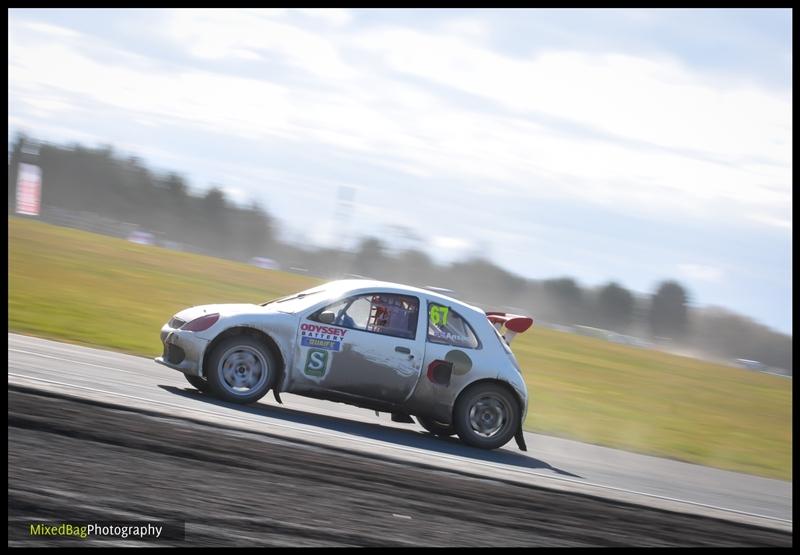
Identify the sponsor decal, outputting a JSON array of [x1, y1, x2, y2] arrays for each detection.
[[429, 305, 450, 326], [304, 349, 329, 377], [433, 331, 470, 343], [301, 336, 341, 351], [300, 323, 347, 337], [300, 321, 346, 352]]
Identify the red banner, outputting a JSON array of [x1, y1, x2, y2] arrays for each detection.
[[16, 163, 41, 216]]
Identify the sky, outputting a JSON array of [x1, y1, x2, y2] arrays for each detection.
[[8, 8, 793, 334]]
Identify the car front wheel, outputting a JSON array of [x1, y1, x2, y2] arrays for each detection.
[[453, 383, 520, 450], [206, 335, 275, 404]]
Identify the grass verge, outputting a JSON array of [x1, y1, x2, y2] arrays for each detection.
[[8, 217, 791, 480]]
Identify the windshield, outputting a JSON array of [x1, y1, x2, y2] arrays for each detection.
[[260, 287, 328, 313]]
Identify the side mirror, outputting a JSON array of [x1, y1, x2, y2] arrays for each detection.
[[318, 311, 336, 324]]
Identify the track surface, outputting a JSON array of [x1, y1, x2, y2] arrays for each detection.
[[7, 333, 792, 533], [8, 388, 792, 546]]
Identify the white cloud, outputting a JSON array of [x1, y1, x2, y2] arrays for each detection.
[[297, 8, 352, 27], [677, 264, 724, 283], [356, 27, 790, 166], [20, 21, 82, 39], [162, 9, 355, 79], [7, 11, 791, 235], [431, 236, 473, 251], [440, 17, 491, 41], [747, 213, 792, 231], [9, 39, 297, 140], [19, 96, 74, 117], [240, 8, 289, 18], [221, 186, 248, 206]]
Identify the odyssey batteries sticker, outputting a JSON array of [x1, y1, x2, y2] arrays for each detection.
[[300, 322, 347, 351]]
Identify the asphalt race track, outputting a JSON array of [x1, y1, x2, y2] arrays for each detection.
[[8, 333, 793, 545]]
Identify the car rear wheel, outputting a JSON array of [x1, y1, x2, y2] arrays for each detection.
[[206, 335, 275, 404], [453, 383, 519, 450], [183, 373, 209, 393], [417, 416, 455, 437]]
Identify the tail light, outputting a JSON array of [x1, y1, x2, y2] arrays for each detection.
[[182, 313, 219, 332]]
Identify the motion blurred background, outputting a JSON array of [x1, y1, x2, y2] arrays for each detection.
[[8, 9, 792, 480]]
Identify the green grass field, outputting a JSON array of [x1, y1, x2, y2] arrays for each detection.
[[8, 218, 792, 480]]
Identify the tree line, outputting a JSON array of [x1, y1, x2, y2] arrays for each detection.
[[7, 134, 791, 372], [8, 135, 275, 261]]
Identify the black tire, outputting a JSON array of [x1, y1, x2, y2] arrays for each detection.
[[417, 416, 455, 437], [183, 373, 209, 393], [205, 335, 276, 404], [453, 383, 520, 450]]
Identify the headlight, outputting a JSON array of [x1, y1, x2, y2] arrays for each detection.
[[182, 313, 220, 332]]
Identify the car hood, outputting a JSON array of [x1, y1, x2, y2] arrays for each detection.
[[174, 303, 283, 323]]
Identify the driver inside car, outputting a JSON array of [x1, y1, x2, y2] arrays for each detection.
[[335, 308, 356, 329]]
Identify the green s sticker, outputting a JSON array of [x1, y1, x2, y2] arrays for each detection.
[[304, 349, 329, 377]]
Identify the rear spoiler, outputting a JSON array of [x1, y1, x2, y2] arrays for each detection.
[[486, 312, 534, 345]]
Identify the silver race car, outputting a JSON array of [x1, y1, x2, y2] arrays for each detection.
[[155, 280, 534, 450]]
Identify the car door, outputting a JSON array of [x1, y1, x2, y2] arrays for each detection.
[[294, 292, 425, 404]]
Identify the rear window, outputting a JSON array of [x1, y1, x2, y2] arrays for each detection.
[[427, 303, 480, 349]]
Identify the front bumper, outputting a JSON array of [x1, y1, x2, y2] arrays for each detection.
[[154, 325, 210, 377]]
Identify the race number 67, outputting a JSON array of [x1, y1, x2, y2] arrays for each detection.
[[430, 305, 449, 326]]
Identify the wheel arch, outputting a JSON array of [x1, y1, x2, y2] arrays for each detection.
[[452, 378, 525, 426], [202, 326, 286, 389]]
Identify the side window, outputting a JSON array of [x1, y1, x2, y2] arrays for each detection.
[[427, 303, 480, 349], [317, 296, 372, 330], [311, 293, 419, 339]]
